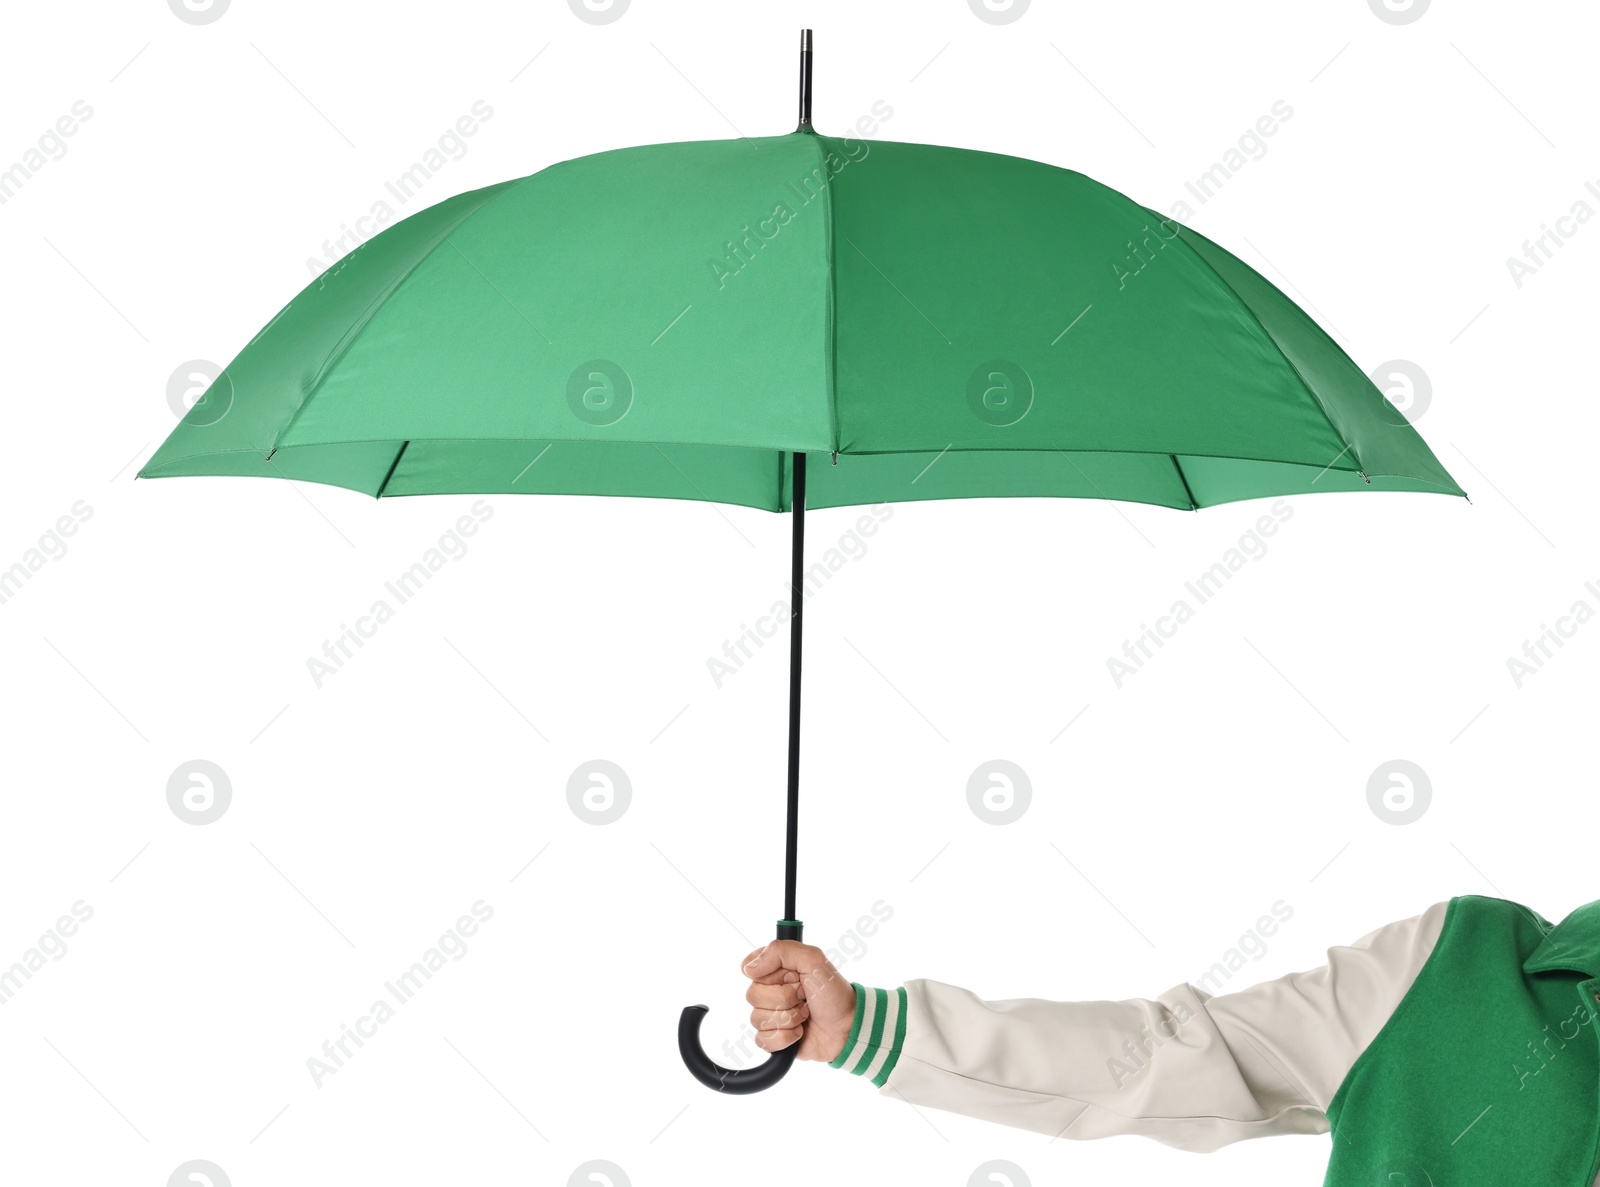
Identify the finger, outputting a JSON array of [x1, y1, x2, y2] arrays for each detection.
[[748, 967, 799, 987], [746, 982, 804, 1010], [738, 945, 809, 979], [755, 1025, 803, 1053], [750, 1005, 809, 1031], [741, 940, 827, 981]]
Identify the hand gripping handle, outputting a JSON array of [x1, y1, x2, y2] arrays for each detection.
[[677, 921, 803, 1094]]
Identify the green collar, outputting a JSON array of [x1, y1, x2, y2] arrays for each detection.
[[1522, 898, 1600, 977]]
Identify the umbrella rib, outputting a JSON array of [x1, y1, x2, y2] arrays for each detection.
[[376, 440, 410, 498], [1168, 454, 1198, 510]]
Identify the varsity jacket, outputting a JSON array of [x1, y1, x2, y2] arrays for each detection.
[[832, 894, 1600, 1186]]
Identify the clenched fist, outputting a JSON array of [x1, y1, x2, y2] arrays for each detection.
[[741, 940, 857, 1062]]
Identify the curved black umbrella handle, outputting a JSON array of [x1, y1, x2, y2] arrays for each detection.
[[678, 921, 803, 1094]]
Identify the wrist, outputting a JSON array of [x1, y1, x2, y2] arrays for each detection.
[[827, 982, 907, 1087]]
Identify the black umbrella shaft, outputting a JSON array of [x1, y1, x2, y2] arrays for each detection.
[[784, 452, 807, 922]]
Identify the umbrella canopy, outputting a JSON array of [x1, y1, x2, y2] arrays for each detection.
[[139, 123, 1461, 513], [140, 30, 1464, 1097]]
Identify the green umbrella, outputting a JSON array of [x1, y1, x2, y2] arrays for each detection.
[[141, 31, 1463, 1093]]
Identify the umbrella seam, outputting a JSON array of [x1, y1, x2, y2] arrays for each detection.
[[1160, 215, 1366, 477], [266, 176, 532, 457], [812, 132, 841, 457]]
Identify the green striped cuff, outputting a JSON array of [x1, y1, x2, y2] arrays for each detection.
[[828, 983, 908, 1088]]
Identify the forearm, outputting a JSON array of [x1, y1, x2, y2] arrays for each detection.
[[836, 978, 1323, 1151], [832, 900, 1449, 1153]]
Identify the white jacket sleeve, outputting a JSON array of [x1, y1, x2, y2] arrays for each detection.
[[830, 900, 1448, 1153]]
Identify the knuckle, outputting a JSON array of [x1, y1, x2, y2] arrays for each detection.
[[754, 1006, 807, 1030]]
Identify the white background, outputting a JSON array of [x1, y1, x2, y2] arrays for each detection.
[[1, 1, 1595, 1184]]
